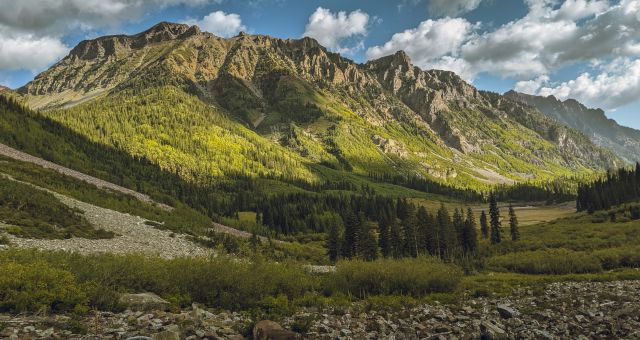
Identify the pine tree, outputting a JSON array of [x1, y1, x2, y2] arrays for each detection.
[[416, 206, 434, 255], [489, 193, 502, 244], [462, 208, 478, 254], [358, 222, 379, 261], [378, 216, 391, 258], [389, 219, 404, 259], [326, 222, 342, 262], [452, 208, 464, 244], [342, 211, 359, 258], [436, 203, 454, 258], [509, 204, 520, 241], [402, 204, 418, 257], [480, 210, 489, 239]]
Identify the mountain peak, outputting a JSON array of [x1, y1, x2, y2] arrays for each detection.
[[143, 21, 190, 34], [392, 50, 412, 65], [134, 21, 196, 43], [367, 50, 413, 71]]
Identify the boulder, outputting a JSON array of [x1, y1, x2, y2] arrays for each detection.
[[119, 293, 171, 312], [497, 304, 519, 319], [480, 320, 507, 340], [152, 330, 180, 340], [253, 320, 301, 340]]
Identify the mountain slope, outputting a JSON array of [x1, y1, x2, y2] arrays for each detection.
[[17, 22, 621, 189], [505, 91, 640, 163]]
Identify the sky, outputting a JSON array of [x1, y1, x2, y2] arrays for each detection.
[[0, 0, 638, 129]]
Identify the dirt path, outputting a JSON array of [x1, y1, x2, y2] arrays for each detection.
[[0, 174, 211, 258], [0, 143, 172, 210], [210, 222, 283, 244]]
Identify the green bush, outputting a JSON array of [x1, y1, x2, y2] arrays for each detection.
[[488, 249, 602, 274], [1, 250, 317, 311], [0, 260, 87, 313], [594, 246, 640, 269], [328, 257, 462, 297]]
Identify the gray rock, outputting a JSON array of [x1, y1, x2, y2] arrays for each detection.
[[253, 320, 301, 340], [480, 321, 507, 340], [120, 293, 171, 312], [153, 330, 181, 340], [497, 304, 519, 319]]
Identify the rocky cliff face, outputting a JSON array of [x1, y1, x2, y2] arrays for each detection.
[[16, 22, 622, 185], [505, 91, 640, 163]]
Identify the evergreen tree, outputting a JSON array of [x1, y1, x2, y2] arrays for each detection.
[[462, 208, 478, 254], [509, 204, 520, 241], [358, 222, 379, 261], [326, 222, 342, 262], [416, 206, 434, 255], [479, 210, 489, 239], [452, 208, 464, 244], [402, 204, 418, 257], [378, 216, 391, 258], [389, 219, 404, 259], [489, 193, 502, 244], [436, 203, 454, 258], [342, 211, 360, 258]]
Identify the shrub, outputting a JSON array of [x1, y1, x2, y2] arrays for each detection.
[[328, 257, 462, 298], [594, 246, 640, 269], [0, 260, 87, 313], [487, 249, 602, 274]]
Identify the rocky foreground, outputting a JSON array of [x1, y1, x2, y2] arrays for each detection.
[[1, 280, 639, 339]]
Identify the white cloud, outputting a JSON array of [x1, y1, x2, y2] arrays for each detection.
[[0, 0, 215, 35], [0, 0, 220, 73], [537, 58, 640, 110], [185, 11, 246, 37], [303, 7, 370, 54], [0, 31, 69, 71], [428, 0, 483, 17], [368, 0, 640, 82], [366, 18, 474, 78], [514, 75, 550, 94]]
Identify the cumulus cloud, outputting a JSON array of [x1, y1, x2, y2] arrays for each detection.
[[303, 7, 370, 54], [0, 33, 69, 71], [537, 58, 640, 110], [368, 0, 640, 83], [428, 0, 483, 17], [366, 18, 474, 78], [0, 0, 215, 35], [514, 75, 550, 94], [185, 11, 246, 37], [0, 0, 219, 72]]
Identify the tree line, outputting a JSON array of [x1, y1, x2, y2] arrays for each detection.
[[325, 193, 520, 262], [577, 163, 640, 213]]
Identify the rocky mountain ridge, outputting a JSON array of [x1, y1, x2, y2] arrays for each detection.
[[505, 90, 640, 163], [16, 22, 622, 186]]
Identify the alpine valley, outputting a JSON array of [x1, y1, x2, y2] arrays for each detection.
[[2, 20, 640, 340]]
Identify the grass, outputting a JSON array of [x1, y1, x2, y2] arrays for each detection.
[[0, 249, 460, 314], [0, 175, 113, 239], [487, 249, 603, 274], [0, 156, 213, 236], [328, 257, 463, 298], [481, 201, 640, 275]]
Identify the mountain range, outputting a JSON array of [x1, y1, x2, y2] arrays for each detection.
[[9, 22, 634, 189], [505, 91, 640, 164]]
